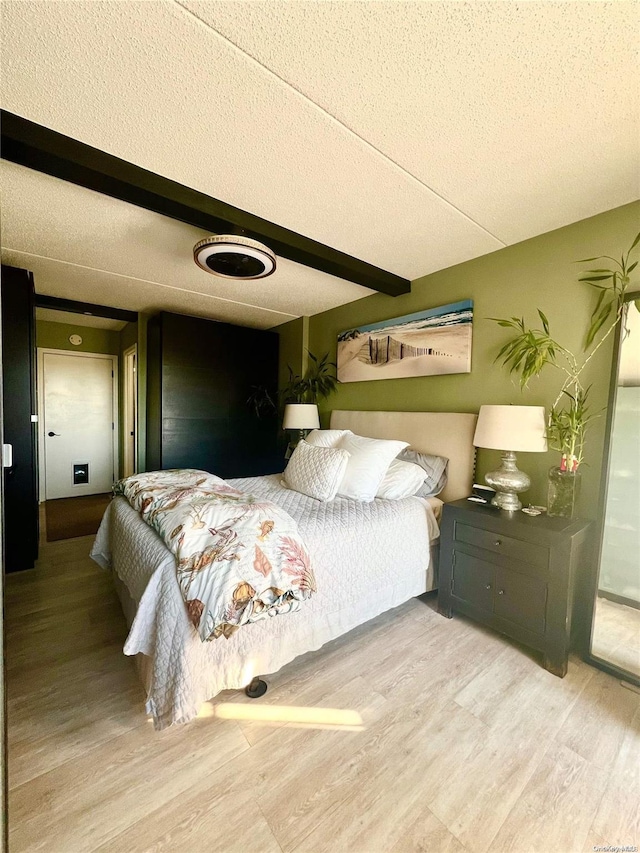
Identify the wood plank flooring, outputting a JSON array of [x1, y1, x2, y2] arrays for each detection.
[[6, 534, 640, 853]]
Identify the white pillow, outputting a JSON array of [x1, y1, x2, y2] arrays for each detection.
[[305, 428, 352, 448], [283, 440, 350, 502], [336, 433, 409, 501], [376, 459, 427, 500]]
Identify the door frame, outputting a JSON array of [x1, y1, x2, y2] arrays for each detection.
[[0, 291, 8, 853], [122, 343, 137, 478], [36, 348, 119, 503]]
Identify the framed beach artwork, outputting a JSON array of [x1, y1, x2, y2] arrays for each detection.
[[337, 299, 473, 383]]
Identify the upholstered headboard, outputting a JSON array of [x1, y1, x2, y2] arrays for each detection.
[[329, 410, 477, 503]]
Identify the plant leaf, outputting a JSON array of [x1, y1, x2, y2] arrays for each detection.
[[538, 309, 550, 335], [579, 275, 614, 282], [591, 287, 607, 321], [630, 231, 640, 252], [586, 301, 613, 348]]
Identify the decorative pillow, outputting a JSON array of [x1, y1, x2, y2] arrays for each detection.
[[398, 448, 449, 497], [376, 459, 428, 500], [283, 440, 350, 502], [305, 428, 352, 448], [336, 433, 409, 501]]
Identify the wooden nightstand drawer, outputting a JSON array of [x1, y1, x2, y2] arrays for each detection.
[[454, 521, 548, 570], [493, 566, 547, 635], [438, 500, 592, 679], [451, 552, 494, 611]]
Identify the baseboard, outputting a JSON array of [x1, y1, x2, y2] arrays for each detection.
[[598, 589, 640, 611]]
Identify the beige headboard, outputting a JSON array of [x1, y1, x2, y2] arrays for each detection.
[[330, 410, 477, 503]]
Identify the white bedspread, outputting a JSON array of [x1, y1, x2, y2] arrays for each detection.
[[92, 474, 437, 728]]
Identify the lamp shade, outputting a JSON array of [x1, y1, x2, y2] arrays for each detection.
[[282, 403, 320, 430], [473, 405, 547, 453]]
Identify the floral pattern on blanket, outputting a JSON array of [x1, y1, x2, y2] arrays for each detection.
[[114, 469, 315, 641]]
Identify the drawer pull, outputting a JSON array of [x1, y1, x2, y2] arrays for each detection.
[[495, 540, 502, 546], [498, 589, 505, 595], [485, 584, 492, 590]]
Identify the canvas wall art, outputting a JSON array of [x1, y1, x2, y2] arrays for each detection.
[[337, 299, 473, 383]]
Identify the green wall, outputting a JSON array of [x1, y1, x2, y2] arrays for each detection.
[[36, 319, 120, 355], [308, 201, 640, 515], [274, 315, 308, 391]]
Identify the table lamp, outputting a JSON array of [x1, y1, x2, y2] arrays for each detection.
[[282, 403, 320, 446], [473, 405, 547, 511]]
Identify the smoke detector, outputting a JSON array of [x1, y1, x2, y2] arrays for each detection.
[[193, 235, 276, 280]]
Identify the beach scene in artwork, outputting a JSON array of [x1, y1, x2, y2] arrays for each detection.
[[337, 300, 473, 383]]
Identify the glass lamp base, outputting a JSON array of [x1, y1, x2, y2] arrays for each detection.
[[485, 451, 531, 513], [490, 490, 523, 512]]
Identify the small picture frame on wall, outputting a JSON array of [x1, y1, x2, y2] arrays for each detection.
[[337, 299, 473, 383]]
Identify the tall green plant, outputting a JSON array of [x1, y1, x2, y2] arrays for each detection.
[[248, 351, 339, 417], [578, 230, 639, 347], [283, 352, 339, 404], [490, 231, 639, 469]]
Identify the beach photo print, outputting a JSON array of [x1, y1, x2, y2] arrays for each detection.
[[337, 300, 473, 383]]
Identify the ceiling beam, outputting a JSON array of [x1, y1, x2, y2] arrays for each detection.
[[1, 111, 411, 297], [35, 295, 138, 323]]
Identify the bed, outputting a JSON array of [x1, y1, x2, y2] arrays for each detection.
[[92, 410, 477, 728]]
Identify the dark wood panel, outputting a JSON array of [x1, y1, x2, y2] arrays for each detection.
[[145, 314, 163, 472], [451, 551, 494, 612], [494, 566, 547, 636], [161, 424, 229, 474], [454, 520, 549, 571], [450, 540, 549, 582], [1, 265, 38, 571], [162, 366, 231, 419], [146, 312, 281, 477], [35, 294, 137, 322]]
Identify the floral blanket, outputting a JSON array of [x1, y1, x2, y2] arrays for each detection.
[[114, 469, 315, 642]]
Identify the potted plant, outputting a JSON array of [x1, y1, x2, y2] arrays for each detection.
[[248, 350, 339, 417], [491, 231, 639, 517]]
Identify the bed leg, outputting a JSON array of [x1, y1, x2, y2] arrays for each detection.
[[245, 676, 268, 699]]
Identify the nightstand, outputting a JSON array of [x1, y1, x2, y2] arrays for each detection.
[[438, 500, 592, 677]]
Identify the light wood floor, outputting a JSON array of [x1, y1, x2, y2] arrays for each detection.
[[6, 535, 640, 853]]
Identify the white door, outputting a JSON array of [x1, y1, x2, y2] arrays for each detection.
[[40, 350, 117, 500]]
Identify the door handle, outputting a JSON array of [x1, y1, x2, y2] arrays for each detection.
[[47, 431, 60, 437], [2, 443, 13, 469]]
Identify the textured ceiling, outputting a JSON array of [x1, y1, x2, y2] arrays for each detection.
[[188, 0, 639, 243], [1, 162, 371, 329], [1, 1, 637, 324]]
